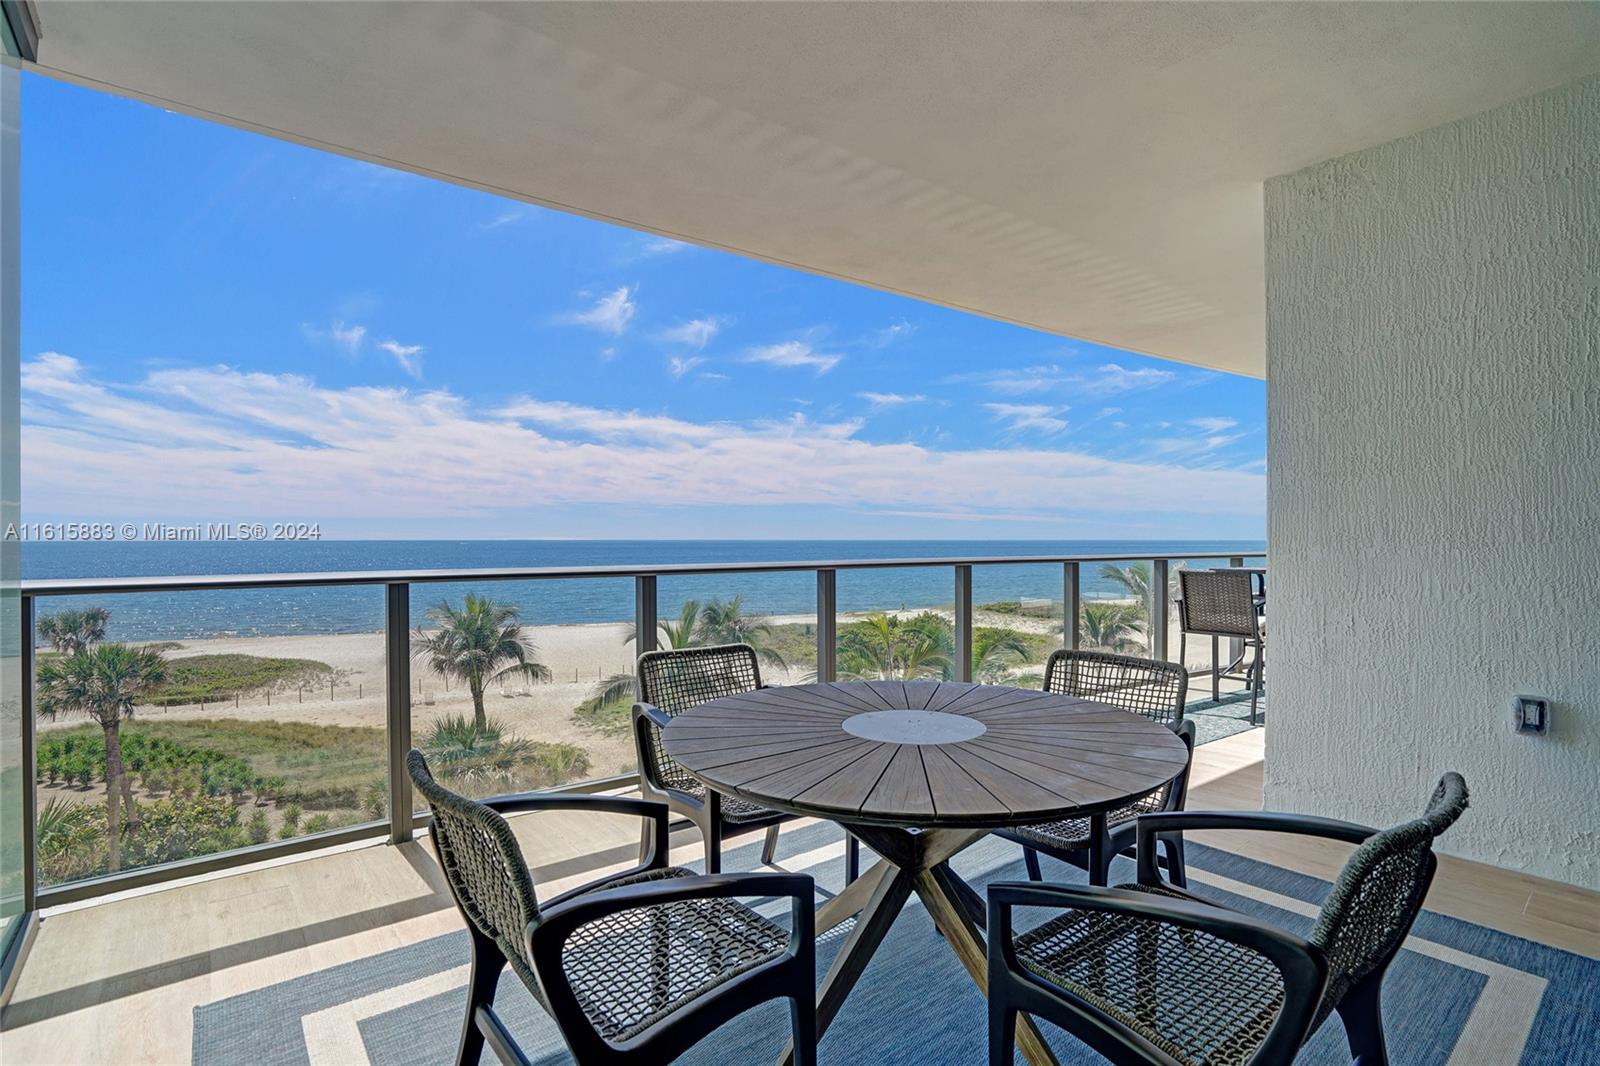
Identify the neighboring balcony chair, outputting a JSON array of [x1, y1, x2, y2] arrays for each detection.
[[1178, 568, 1266, 723], [633, 642, 859, 879], [988, 772, 1469, 1066], [995, 650, 1193, 888], [408, 749, 818, 1066]]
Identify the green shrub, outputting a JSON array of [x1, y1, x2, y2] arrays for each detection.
[[279, 803, 302, 839], [121, 793, 246, 869], [302, 813, 333, 835], [246, 809, 271, 845], [362, 779, 387, 819]]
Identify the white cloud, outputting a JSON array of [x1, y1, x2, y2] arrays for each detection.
[[984, 402, 1069, 435], [20, 355, 1264, 527], [479, 207, 532, 230], [300, 320, 367, 353], [1085, 363, 1176, 394], [857, 391, 926, 409], [640, 238, 690, 256], [1189, 416, 1237, 433], [870, 320, 916, 348], [667, 356, 705, 380], [560, 287, 636, 336], [659, 317, 722, 350], [744, 341, 841, 374], [377, 340, 424, 378]]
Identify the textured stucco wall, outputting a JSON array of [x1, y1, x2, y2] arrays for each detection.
[[1263, 76, 1600, 889]]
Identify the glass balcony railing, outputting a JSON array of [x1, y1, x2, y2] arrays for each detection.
[[19, 546, 1264, 905]]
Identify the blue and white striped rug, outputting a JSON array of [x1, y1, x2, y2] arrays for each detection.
[[193, 822, 1598, 1065]]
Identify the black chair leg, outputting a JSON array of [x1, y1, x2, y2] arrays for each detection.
[[1249, 643, 1263, 725], [761, 823, 780, 865], [845, 833, 860, 883], [790, 992, 818, 1066], [989, 996, 1018, 1066], [458, 930, 505, 1066], [1022, 846, 1043, 882], [1337, 972, 1390, 1066], [703, 817, 722, 875], [1088, 817, 1111, 887]]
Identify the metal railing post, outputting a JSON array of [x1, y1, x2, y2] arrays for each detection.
[[1063, 561, 1080, 650], [954, 565, 973, 682], [20, 593, 36, 911], [1151, 559, 1170, 662], [815, 569, 837, 682], [386, 582, 413, 844], [635, 575, 658, 656]]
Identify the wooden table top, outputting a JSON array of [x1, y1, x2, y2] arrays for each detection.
[[661, 680, 1189, 830]]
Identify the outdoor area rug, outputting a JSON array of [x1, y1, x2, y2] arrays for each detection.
[[193, 820, 1597, 1066], [1184, 689, 1263, 746]]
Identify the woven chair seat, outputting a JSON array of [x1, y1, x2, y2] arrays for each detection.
[[1007, 790, 1167, 852], [559, 866, 790, 1043], [1013, 881, 1286, 1066]]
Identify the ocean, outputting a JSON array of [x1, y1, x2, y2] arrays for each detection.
[[23, 540, 1265, 641]]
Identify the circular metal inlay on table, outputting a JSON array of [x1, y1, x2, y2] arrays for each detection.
[[841, 709, 988, 744]]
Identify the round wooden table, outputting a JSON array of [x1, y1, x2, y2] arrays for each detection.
[[662, 679, 1190, 1066]]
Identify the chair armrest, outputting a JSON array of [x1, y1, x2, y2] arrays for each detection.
[[987, 881, 1327, 1061], [474, 791, 671, 882], [1133, 810, 1374, 886], [528, 872, 815, 1050], [631, 703, 709, 814]]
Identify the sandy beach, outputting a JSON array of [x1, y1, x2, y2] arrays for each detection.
[[36, 603, 1155, 782]]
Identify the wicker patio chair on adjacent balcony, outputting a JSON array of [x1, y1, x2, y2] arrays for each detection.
[[408, 750, 817, 1066], [988, 772, 1469, 1066], [1178, 567, 1266, 724], [633, 642, 859, 879], [995, 650, 1194, 887]]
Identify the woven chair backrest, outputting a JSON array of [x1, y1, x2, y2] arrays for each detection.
[[1044, 648, 1188, 725], [635, 643, 763, 793], [1178, 569, 1259, 639]]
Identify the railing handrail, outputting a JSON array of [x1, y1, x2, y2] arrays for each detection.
[[19, 546, 1266, 597]]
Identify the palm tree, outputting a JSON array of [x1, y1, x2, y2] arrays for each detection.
[[968, 627, 1034, 683], [838, 612, 954, 681], [35, 643, 167, 871], [36, 607, 111, 655], [412, 594, 551, 731], [697, 596, 788, 671], [623, 600, 702, 651], [1080, 601, 1142, 653]]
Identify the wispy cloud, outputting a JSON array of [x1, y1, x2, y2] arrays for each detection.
[[377, 339, 424, 378], [560, 287, 636, 336], [857, 391, 926, 409], [744, 341, 841, 374], [301, 320, 367, 354], [21, 355, 1264, 526], [944, 364, 1063, 395], [667, 356, 705, 380], [479, 207, 532, 230], [869, 319, 916, 348], [984, 402, 1069, 435], [659, 317, 723, 350], [1086, 363, 1176, 394], [1189, 416, 1237, 432], [640, 237, 690, 257]]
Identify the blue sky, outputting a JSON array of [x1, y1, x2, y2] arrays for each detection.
[[20, 73, 1264, 540]]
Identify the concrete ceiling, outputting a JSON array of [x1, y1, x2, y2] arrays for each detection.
[[24, 2, 1600, 377]]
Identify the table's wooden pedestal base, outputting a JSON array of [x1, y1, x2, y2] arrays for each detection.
[[778, 824, 1060, 1066]]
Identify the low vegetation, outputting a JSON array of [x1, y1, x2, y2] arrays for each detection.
[[147, 653, 334, 706]]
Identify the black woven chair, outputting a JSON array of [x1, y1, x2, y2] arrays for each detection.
[[408, 750, 817, 1066], [633, 643, 858, 880], [995, 650, 1193, 888], [988, 772, 1469, 1066], [1177, 568, 1265, 723]]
